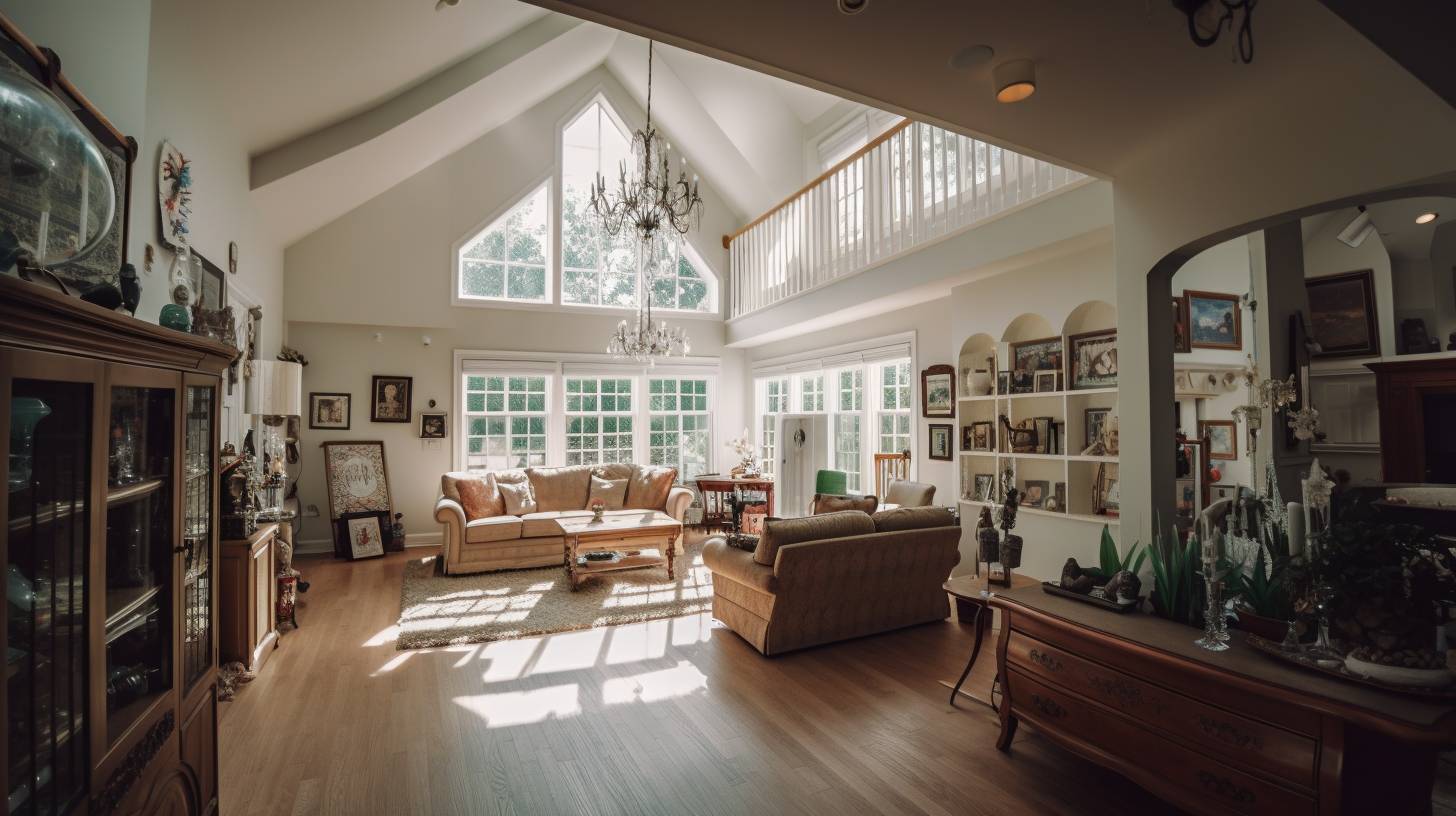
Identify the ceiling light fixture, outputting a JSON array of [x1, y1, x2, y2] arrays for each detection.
[[593, 41, 700, 363], [837, 0, 868, 15], [1336, 206, 1376, 249], [992, 59, 1036, 104], [434, 0, 458, 10], [1173, 0, 1257, 64], [1416, 212, 1439, 225]]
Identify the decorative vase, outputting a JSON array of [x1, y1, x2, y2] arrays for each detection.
[[970, 369, 991, 396], [9, 397, 51, 492], [159, 303, 190, 331]]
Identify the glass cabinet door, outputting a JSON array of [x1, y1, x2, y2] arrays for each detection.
[[8, 379, 91, 816], [104, 385, 174, 742], [181, 383, 215, 692]]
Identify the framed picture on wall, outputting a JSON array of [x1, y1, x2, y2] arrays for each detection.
[[371, 375, 413, 422], [309, 392, 351, 430], [1200, 419, 1238, 460], [1186, 290, 1243, 350], [419, 412, 447, 439], [921, 365, 956, 417], [928, 424, 953, 461], [1068, 329, 1118, 390], [1306, 269, 1380, 357]]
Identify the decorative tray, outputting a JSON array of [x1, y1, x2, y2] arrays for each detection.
[[1244, 634, 1456, 700], [1040, 582, 1142, 613]]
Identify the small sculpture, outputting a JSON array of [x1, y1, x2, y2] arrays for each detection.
[[976, 507, 999, 564], [1100, 570, 1142, 605], [1059, 558, 1142, 605], [1060, 558, 1098, 594], [119, 263, 141, 314]]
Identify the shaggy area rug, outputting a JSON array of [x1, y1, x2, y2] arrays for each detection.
[[396, 537, 713, 650]]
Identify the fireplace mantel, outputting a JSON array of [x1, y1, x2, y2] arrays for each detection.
[[1367, 354, 1456, 482]]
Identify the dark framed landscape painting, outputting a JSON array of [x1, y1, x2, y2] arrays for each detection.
[[1306, 269, 1379, 358]]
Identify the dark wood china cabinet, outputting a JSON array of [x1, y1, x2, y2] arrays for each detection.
[[3, 275, 235, 815]]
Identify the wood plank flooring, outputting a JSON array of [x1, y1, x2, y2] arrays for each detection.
[[217, 546, 1447, 815]]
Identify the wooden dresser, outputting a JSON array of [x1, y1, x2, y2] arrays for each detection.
[[990, 587, 1456, 816], [220, 523, 279, 673]]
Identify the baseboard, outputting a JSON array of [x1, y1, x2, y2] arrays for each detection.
[[405, 532, 442, 548], [295, 532, 440, 554]]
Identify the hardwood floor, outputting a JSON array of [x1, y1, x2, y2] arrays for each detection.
[[217, 547, 1442, 815]]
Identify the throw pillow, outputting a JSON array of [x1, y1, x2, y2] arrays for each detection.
[[588, 475, 628, 510], [624, 465, 677, 511], [872, 506, 956, 533], [752, 510, 876, 567], [455, 476, 501, 521], [812, 494, 879, 515], [498, 480, 538, 516]]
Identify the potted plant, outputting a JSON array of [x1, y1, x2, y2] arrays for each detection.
[[1290, 504, 1456, 686]]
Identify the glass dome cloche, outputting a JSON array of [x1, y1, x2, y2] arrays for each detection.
[[0, 65, 116, 270]]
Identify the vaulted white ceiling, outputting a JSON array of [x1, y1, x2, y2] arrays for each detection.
[[222, 0, 866, 247]]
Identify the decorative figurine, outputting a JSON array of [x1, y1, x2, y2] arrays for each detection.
[[119, 262, 141, 314]]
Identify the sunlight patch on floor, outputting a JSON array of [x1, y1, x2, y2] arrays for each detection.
[[453, 683, 581, 727], [602, 660, 708, 705], [534, 626, 608, 675], [373, 651, 414, 675], [362, 624, 400, 647], [477, 637, 542, 683]]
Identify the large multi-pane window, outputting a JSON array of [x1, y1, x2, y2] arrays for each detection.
[[877, 361, 911, 455], [800, 374, 824, 412], [562, 101, 639, 307], [759, 377, 789, 477], [565, 377, 634, 465], [753, 353, 913, 496], [646, 239, 712, 311], [649, 378, 710, 480], [464, 375, 548, 470], [457, 184, 549, 302]]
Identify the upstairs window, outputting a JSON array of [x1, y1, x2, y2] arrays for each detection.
[[562, 101, 639, 308], [457, 184, 549, 303]]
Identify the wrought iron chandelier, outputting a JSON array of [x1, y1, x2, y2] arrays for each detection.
[[594, 40, 702, 363]]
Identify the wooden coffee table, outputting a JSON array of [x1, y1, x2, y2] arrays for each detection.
[[557, 511, 683, 591]]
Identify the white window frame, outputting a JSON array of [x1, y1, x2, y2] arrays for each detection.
[[646, 375, 713, 482], [564, 376, 636, 466], [874, 360, 912, 457], [461, 372, 551, 471], [756, 375, 790, 477], [453, 350, 719, 482], [451, 176, 554, 308]]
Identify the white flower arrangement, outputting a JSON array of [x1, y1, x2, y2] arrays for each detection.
[[1287, 406, 1322, 441]]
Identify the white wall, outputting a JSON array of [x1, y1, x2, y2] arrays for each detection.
[[5, 0, 286, 358], [282, 68, 748, 550], [1171, 236, 1255, 490]]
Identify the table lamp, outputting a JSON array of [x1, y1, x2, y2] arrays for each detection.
[[246, 360, 302, 513]]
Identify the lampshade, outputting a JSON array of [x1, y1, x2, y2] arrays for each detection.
[[246, 360, 303, 416]]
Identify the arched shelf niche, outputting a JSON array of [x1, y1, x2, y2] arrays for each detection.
[[958, 333, 997, 397]]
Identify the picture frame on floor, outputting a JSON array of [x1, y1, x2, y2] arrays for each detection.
[[371, 374, 412, 422], [928, 423, 954, 460], [321, 441, 394, 557], [309, 392, 351, 430], [339, 511, 388, 560]]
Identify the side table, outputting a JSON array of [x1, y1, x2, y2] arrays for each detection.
[[942, 573, 1038, 707]]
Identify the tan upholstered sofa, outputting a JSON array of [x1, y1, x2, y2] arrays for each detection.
[[434, 464, 693, 575], [701, 507, 962, 655]]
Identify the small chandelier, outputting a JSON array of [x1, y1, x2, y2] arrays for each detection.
[[595, 40, 702, 363], [606, 242, 691, 365]]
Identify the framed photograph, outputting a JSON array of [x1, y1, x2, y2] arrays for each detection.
[[921, 365, 956, 418], [961, 424, 976, 451], [1173, 295, 1191, 354], [1186, 290, 1243, 350], [1306, 269, 1380, 357], [1068, 329, 1118, 390], [928, 424, 954, 461], [1176, 478, 1197, 514], [419, 412, 448, 439], [1200, 419, 1238, 460], [192, 251, 227, 310], [973, 474, 995, 503], [309, 392, 351, 430], [321, 440, 393, 528], [340, 511, 387, 561], [1051, 482, 1067, 513], [1008, 337, 1062, 394], [1033, 370, 1059, 393], [371, 375, 413, 422], [1095, 464, 1121, 517], [969, 421, 994, 452], [996, 371, 1010, 395], [1022, 480, 1049, 508], [1084, 407, 1111, 451]]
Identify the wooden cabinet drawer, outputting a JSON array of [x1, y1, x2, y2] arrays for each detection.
[[1008, 669, 1313, 816], [1007, 632, 1316, 788]]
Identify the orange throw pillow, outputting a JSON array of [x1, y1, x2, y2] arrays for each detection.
[[455, 478, 499, 521]]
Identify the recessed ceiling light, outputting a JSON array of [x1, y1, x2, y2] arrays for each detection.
[[993, 59, 1036, 103], [1416, 212, 1439, 224], [837, 0, 868, 14]]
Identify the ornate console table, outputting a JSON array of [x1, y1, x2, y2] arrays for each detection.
[[990, 587, 1456, 815]]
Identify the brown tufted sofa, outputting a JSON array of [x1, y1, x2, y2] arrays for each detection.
[[434, 463, 693, 575], [701, 507, 961, 655]]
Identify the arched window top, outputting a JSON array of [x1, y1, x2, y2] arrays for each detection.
[[457, 182, 549, 303]]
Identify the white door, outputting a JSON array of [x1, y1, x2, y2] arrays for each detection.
[[775, 413, 829, 518]]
